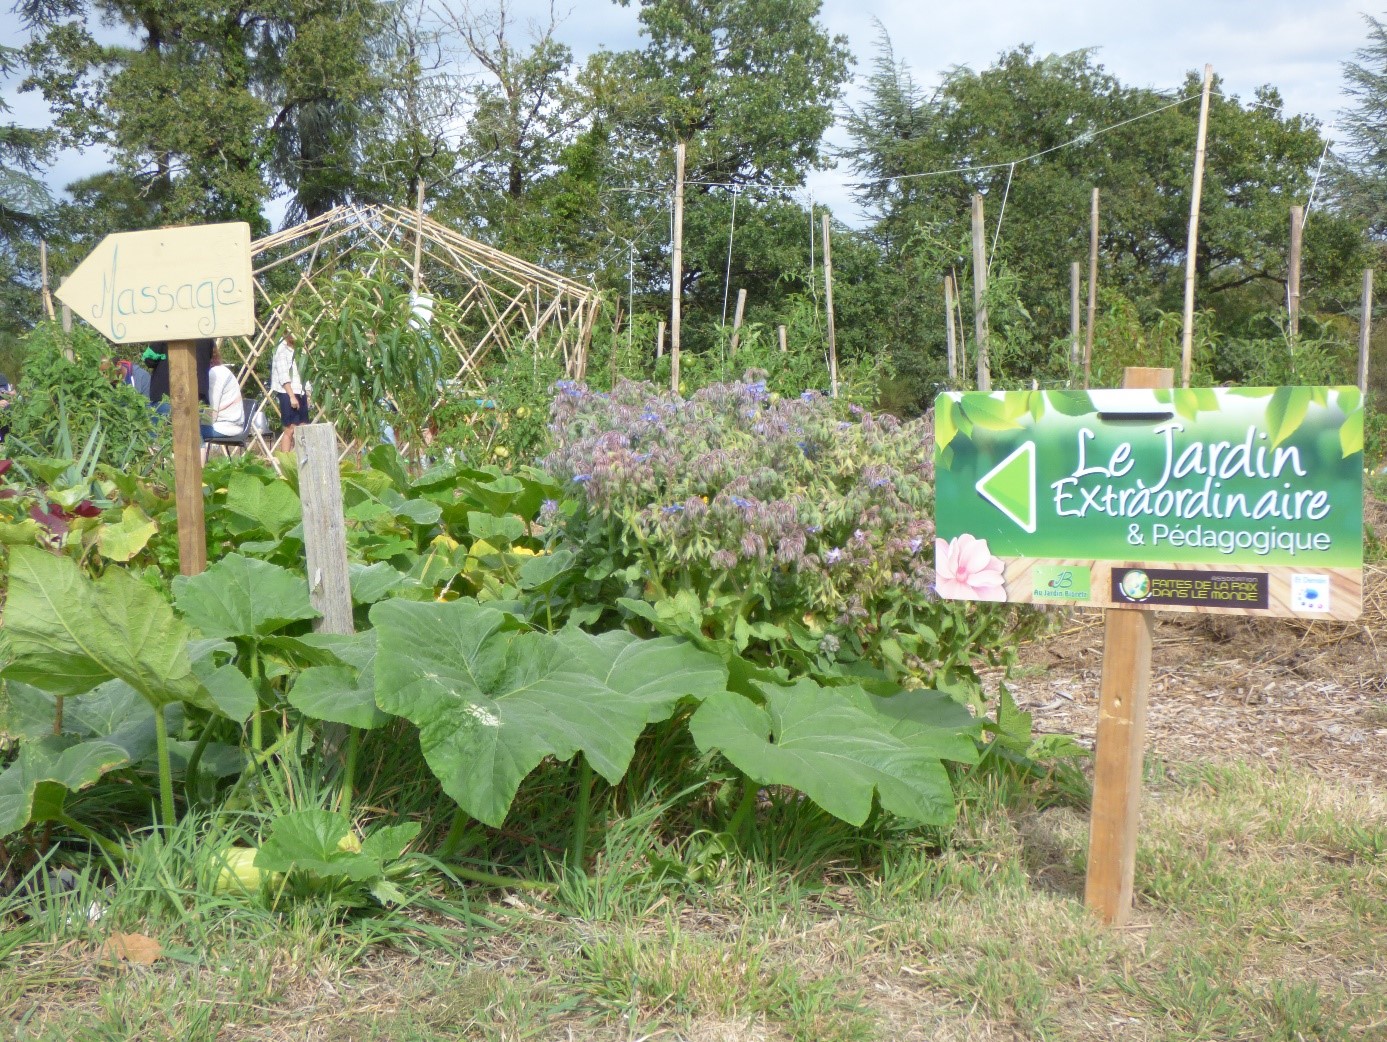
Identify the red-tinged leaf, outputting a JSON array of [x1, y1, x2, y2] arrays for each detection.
[[29, 504, 69, 535], [74, 501, 102, 518], [0, 459, 12, 477]]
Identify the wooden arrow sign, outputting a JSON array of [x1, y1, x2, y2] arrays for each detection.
[[55, 222, 255, 344]]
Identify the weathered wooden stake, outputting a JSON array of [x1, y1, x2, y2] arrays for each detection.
[[1288, 204, 1304, 338], [40, 240, 54, 321], [1361, 269, 1374, 397], [1180, 64, 1214, 389], [671, 142, 685, 393], [971, 194, 991, 391], [945, 275, 959, 384], [169, 340, 207, 577], [1070, 261, 1081, 377], [1085, 188, 1100, 388], [1085, 364, 1173, 926], [656, 320, 666, 359], [296, 423, 355, 636], [778, 324, 787, 353], [729, 288, 747, 354], [412, 179, 426, 292], [822, 214, 839, 398]]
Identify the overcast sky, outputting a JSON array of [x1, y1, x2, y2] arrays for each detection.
[[1, 0, 1376, 225]]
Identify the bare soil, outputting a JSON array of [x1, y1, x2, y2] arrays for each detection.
[[1006, 564, 1387, 786]]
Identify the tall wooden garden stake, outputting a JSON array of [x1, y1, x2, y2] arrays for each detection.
[[58, 277, 72, 339], [656, 320, 666, 359], [671, 142, 685, 393], [1361, 269, 1374, 397], [1085, 364, 1173, 926], [40, 240, 54, 321], [945, 274, 959, 384], [952, 266, 967, 379], [169, 340, 207, 577], [1180, 64, 1214, 389], [1070, 261, 1081, 377], [296, 424, 355, 636], [1085, 188, 1100, 388], [822, 214, 839, 398], [729, 288, 747, 354], [1288, 204, 1304, 337], [971, 194, 991, 391], [778, 324, 787, 353]]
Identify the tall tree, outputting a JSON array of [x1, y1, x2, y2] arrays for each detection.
[[0, 43, 53, 363], [1336, 14, 1387, 239]]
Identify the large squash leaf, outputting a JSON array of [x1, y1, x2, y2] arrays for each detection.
[[0, 736, 129, 837], [287, 632, 390, 730], [372, 599, 727, 827], [172, 554, 317, 639], [1, 546, 206, 710], [689, 679, 979, 827]]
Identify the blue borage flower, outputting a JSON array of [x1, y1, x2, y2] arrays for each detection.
[[573, 474, 592, 483], [662, 503, 684, 514], [824, 548, 842, 564], [729, 496, 752, 509]]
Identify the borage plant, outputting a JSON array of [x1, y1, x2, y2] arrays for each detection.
[[543, 378, 1016, 689]]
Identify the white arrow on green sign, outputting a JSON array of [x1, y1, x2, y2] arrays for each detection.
[[974, 440, 1036, 533]]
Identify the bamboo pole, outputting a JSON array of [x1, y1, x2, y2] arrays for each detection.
[[656, 320, 666, 359], [671, 142, 685, 394], [1085, 188, 1100, 389], [1070, 261, 1081, 376], [1180, 64, 1215, 389], [1288, 204, 1304, 338], [971, 194, 991, 391], [945, 275, 959, 384], [1361, 268, 1374, 397], [821, 214, 839, 398], [729, 288, 747, 354], [412, 179, 426, 292]]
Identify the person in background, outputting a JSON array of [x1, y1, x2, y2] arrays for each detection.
[[201, 343, 245, 461], [145, 340, 213, 415], [0, 373, 12, 441], [271, 330, 308, 451]]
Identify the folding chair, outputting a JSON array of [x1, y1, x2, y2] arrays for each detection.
[[204, 398, 264, 458]]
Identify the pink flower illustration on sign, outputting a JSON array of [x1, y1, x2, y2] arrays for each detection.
[[934, 534, 1007, 602]]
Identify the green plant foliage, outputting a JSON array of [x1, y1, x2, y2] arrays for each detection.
[[371, 597, 727, 827], [172, 554, 318, 640], [2, 546, 205, 711], [689, 679, 980, 827], [0, 735, 129, 838], [286, 632, 388, 731], [255, 810, 419, 885], [4, 322, 160, 468]]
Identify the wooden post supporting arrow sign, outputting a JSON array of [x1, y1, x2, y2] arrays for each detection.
[[57, 222, 255, 577]]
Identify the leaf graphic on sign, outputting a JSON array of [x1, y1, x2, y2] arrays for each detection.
[[959, 395, 1023, 432], [1265, 387, 1312, 448], [1339, 408, 1364, 459], [934, 396, 958, 451]]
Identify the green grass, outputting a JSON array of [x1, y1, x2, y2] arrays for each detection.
[[3, 757, 1385, 1041]]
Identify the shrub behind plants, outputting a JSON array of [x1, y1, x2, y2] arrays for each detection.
[[544, 377, 1014, 686]]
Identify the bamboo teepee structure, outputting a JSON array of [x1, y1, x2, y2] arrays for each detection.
[[223, 203, 601, 417]]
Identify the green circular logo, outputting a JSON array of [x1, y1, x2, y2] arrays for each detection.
[[1119, 569, 1151, 601]]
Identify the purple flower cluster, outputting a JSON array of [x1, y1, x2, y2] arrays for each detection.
[[544, 378, 945, 673]]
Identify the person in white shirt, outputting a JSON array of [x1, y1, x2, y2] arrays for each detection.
[[201, 345, 245, 459], [271, 331, 308, 450]]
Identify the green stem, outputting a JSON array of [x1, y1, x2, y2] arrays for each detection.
[[53, 694, 64, 737], [183, 723, 216, 806], [727, 774, 759, 845], [570, 757, 594, 871], [439, 863, 558, 893], [436, 806, 474, 862], [337, 728, 360, 819], [57, 814, 125, 863], [152, 706, 176, 829], [249, 647, 264, 755]]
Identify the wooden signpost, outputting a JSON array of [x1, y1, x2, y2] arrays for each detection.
[[55, 222, 256, 577], [935, 372, 1365, 924]]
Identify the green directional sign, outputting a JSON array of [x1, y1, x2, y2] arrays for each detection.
[[933, 388, 1364, 620], [975, 440, 1036, 533]]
